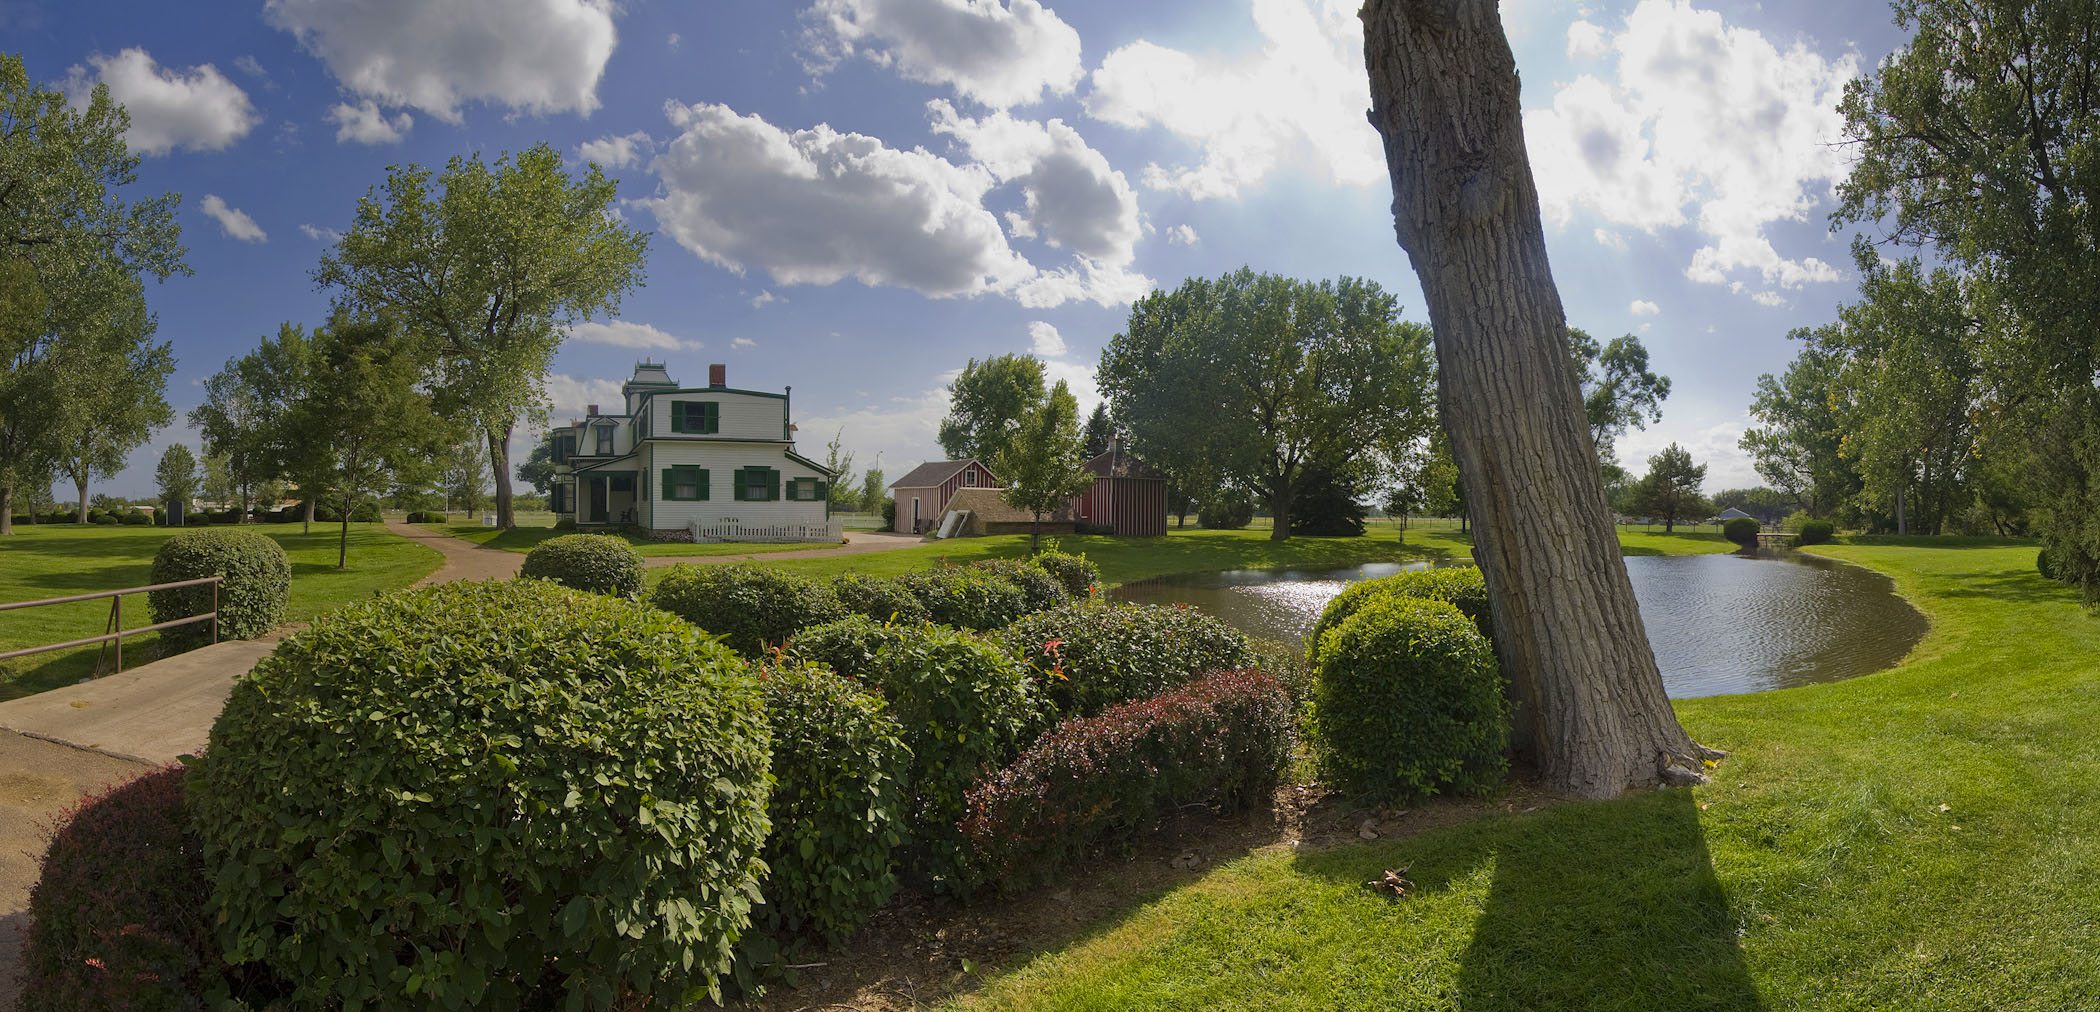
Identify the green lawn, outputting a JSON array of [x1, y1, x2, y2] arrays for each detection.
[[945, 537, 2100, 1010], [419, 522, 822, 558], [0, 523, 440, 699]]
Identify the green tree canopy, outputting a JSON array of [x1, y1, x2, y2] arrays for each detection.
[[1099, 269, 1435, 540], [52, 276, 172, 522], [314, 143, 649, 529], [155, 444, 198, 512], [937, 353, 1046, 464], [995, 379, 1093, 553], [1567, 328, 1670, 464], [1627, 443, 1709, 532], [192, 323, 314, 521]]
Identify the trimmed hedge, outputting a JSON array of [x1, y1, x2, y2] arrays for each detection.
[[999, 602, 1253, 718], [1307, 566, 1492, 655], [148, 528, 291, 652], [119, 511, 151, 525], [895, 567, 1033, 630], [965, 558, 1070, 613], [520, 533, 645, 596], [790, 614, 918, 680], [19, 766, 238, 1010], [753, 662, 910, 946], [187, 580, 773, 1010], [1723, 516, 1761, 548], [1309, 595, 1508, 801], [1030, 549, 1100, 598], [406, 510, 448, 524], [1792, 519, 1836, 546], [832, 572, 931, 624], [652, 563, 846, 656], [958, 668, 1293, 895]]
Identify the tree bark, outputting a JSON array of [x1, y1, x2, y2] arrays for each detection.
[[1267, 473, 1294, 541], [487, 428, 515, 529], [74, 475, 88, 524], [1363, 0, 1718, 797], [1, 485, 12, 535], [302, 498, 314, 535]]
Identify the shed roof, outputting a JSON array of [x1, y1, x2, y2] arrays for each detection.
[[944, 486, 1074, 524], [889, 458, 998, 489]]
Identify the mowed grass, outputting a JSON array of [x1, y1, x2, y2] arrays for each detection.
[[0, 523, 440, 699], [946, 537, 2100, 1011], [420, 521, 822, 558]]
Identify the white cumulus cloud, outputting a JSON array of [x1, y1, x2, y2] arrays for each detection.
[[1028, 320, 1066, 358], [199, 195, 266, 242], [1165, 224, 1199, 246], [578, 130, 652, 169], [1630, 299, 1660, 316], [545, 374, 624, 421], [805, 0, 1083, 109], [569, 320, 701, 351], [298, 223, 342, 243], [264, 0, 618, 123], [732, 337, 757, 349], [1085, 0, 1382, 199], [63, 48, 260, 155], [1522, 0, 1856, 294], [1751, 290, 1787, 307], [748, 290, 779, 308], [327, 99, 411, 144]]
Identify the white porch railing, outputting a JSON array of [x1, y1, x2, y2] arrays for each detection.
[[689, 519, 845, 543]]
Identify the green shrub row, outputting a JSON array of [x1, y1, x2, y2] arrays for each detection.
[[998, 601, 1253, 718], [1792, 519, 1836, 546], [521, 532, 644, 597]]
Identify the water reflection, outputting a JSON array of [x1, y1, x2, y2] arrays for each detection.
[[1110, 551, 1927, 698]]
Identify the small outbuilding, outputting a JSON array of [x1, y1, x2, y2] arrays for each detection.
[[1715, 507, 1760, 524], [945, 487, 1076, 536], [888, 458, 1000, 534], [1069, 443, 1168, 536]]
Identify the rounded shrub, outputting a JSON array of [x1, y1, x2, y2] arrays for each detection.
[[1792, 519, 1836, 546], [1723, 516, 1761, 548], [2039, 546, 2062, 581], [753, 661, 910, 946], [1307, 566, 1492, 655], [406, 509, 448, 524], [999, 602, 1253, 718], [348, 500, 382, 522], [652, 563, 846, 656], [966, 558, 1070, 613], [20, 766, 228, 1010], [148, 527, 291, 652], [789, 614, 919, 680], [881, 497, 897, 527], [119, 510, 150, 525], [187, 580, 772, 1010], [1309, 595, 1508, 801], [1198, 495, 1253, 530], [832, 572, 930, 624], [90, 512, 118, 525], [520, 532, 645, 596], [1030, 549, 1100, 598], [895, 567, 1032, 630]]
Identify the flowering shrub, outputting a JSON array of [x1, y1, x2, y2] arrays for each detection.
[[519, 533, 644, 596], [652, 562, 846, 656], [998, 602, 1253, 718], [957, 669, 1293, 895], [19, 766, 232, 1011]]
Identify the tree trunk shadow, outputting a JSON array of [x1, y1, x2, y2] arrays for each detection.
[[1454, 788, 1763, 1011]]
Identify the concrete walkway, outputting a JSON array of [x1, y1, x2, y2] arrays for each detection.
[[0, 638, 277, 766]]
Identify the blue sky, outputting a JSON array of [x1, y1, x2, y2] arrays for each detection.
[[7, 0, 1911, 499]]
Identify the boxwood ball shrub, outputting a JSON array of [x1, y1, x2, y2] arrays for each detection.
[[520, 532, 645, 596], [19, 766, 229, 1010], [753, 661, 910, 946], [999, 602, 1254, 718], [652, 562, 846, 656], [148, 527, 291, 653], [1309, 595, 1508, 801], [1030, 549, 1100, 598], [186, 580, 773, 1010], [832, 572, 930, 624], [958, 668, 1293, 895], [895, 567, 1032, 630], [1307, 566, 1492, 656], [1723, 516, 1761, 548], [1792, 519, 1836, 546]]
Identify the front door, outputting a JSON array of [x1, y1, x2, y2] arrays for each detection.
[[912, 497, 921, 533], [589, 476, 609, 524]]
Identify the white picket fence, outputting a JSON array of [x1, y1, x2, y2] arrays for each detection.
[[689, 519, 845, 544]]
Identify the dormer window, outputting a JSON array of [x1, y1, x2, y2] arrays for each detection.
[[595, 425, 614, 455], [963, 469, 977, 487], [672, 401, 720, 434]]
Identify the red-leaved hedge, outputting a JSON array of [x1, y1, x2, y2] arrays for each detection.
[[955, 668, 1293, 895]]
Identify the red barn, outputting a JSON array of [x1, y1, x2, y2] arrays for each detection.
[[888, 459, 1000, 534], [1070, 445, 1168, 536]]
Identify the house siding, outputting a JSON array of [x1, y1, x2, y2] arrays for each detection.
[[641, 389, 788, 442], [889, 461, 999, 533], [639, 441, 830, 532]]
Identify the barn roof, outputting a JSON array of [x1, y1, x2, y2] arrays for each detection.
[[889, 458, 997, 489], [945, 487, 1074, 524]]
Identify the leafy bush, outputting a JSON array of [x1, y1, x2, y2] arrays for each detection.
[[1309, 595, 1508, 801], [999, 602, 1253, 718], [520, 533, 645, 596], [554, 516, 576, 530], [1723, 516, 1761, 548], [2039, 546, 2062, 581], [19, 766, 239, 1011], [753, 661, 910, 946], [1198, 494, 1253, 530], [1247, 635, 1315, 708], [148, 528, 291, 652], [1030, 549, 1100, 598], [1782, 509, 1812, 534], [187, 580, 772, 1010], [881, 497, 897, 527], [966, 558, 1070, 613], [958, 668, 1293, 895], [347, 501, 381, 522], [1792, 519, 1836, 546], [895, 567, 1033, 630], [847, 623, 1044, 890], [90, 512, 118, 525], [1307, 566, 1492, 656], [788, 614, 918, 680], [831, 572, 930, 624], [119, 510, 150, 525], [652, 562, 846, 656], [312, 504, 342, 523], [406, 510, 448, 524]]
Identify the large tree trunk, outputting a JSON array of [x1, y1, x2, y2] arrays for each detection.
[[1, 485, 12, 535], [1363, 0, 1718, 798], [74, 473, 89, 524], [1267, 473, 1293, 541], [487, 428, 515, 529]]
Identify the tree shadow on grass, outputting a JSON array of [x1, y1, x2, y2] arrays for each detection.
[[1932, 570, 2085, 607]]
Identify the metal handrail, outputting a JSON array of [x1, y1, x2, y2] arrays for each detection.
[[0, 576, 222, 672]]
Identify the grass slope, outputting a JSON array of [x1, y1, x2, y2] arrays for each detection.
[[0, 524, 440, 699], [953, 538, 2098, 1011]]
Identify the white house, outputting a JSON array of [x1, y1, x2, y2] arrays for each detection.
[[547, 362, 840, 542]]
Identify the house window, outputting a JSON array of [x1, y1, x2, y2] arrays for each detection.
[[964, 469, 977, 487], [552, 432, 573, 464], [786, 477, 827, 501], [595, 426, 613, 455], [610, 475, 633, 493], [671, 401, 720, 434], [662, 466, 708, 501], [735, 467, 779, 501]]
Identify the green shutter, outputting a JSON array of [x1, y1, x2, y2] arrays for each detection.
[[669, 404, 684, 433], [813, 480, 828, 502], [698, 468, 709, 501], [661, 469, 675, 500], [640, 469, 650, 501], [701, 402, 720, 434], [767, 469, 780, 501]]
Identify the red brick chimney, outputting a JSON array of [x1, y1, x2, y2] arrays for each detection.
[[586, 404, 598, 416], [708, 363, 726, 388]]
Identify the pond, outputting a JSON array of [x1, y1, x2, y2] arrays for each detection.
[[1109, 550, 1928, 698]]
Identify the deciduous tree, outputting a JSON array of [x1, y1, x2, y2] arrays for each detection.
[[1363, 0, 1719, 795], [1627, 444, 1709, 533], [996, 379, 1093, 554], [155, 444, 198, 517], [937, 354, 1045, 464], [51, 278, 171, 522], [192, 324, 313, 521]]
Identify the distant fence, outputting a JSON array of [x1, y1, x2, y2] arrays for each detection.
[[0, 577, 222, 674], [689, 520, 845, 544]]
